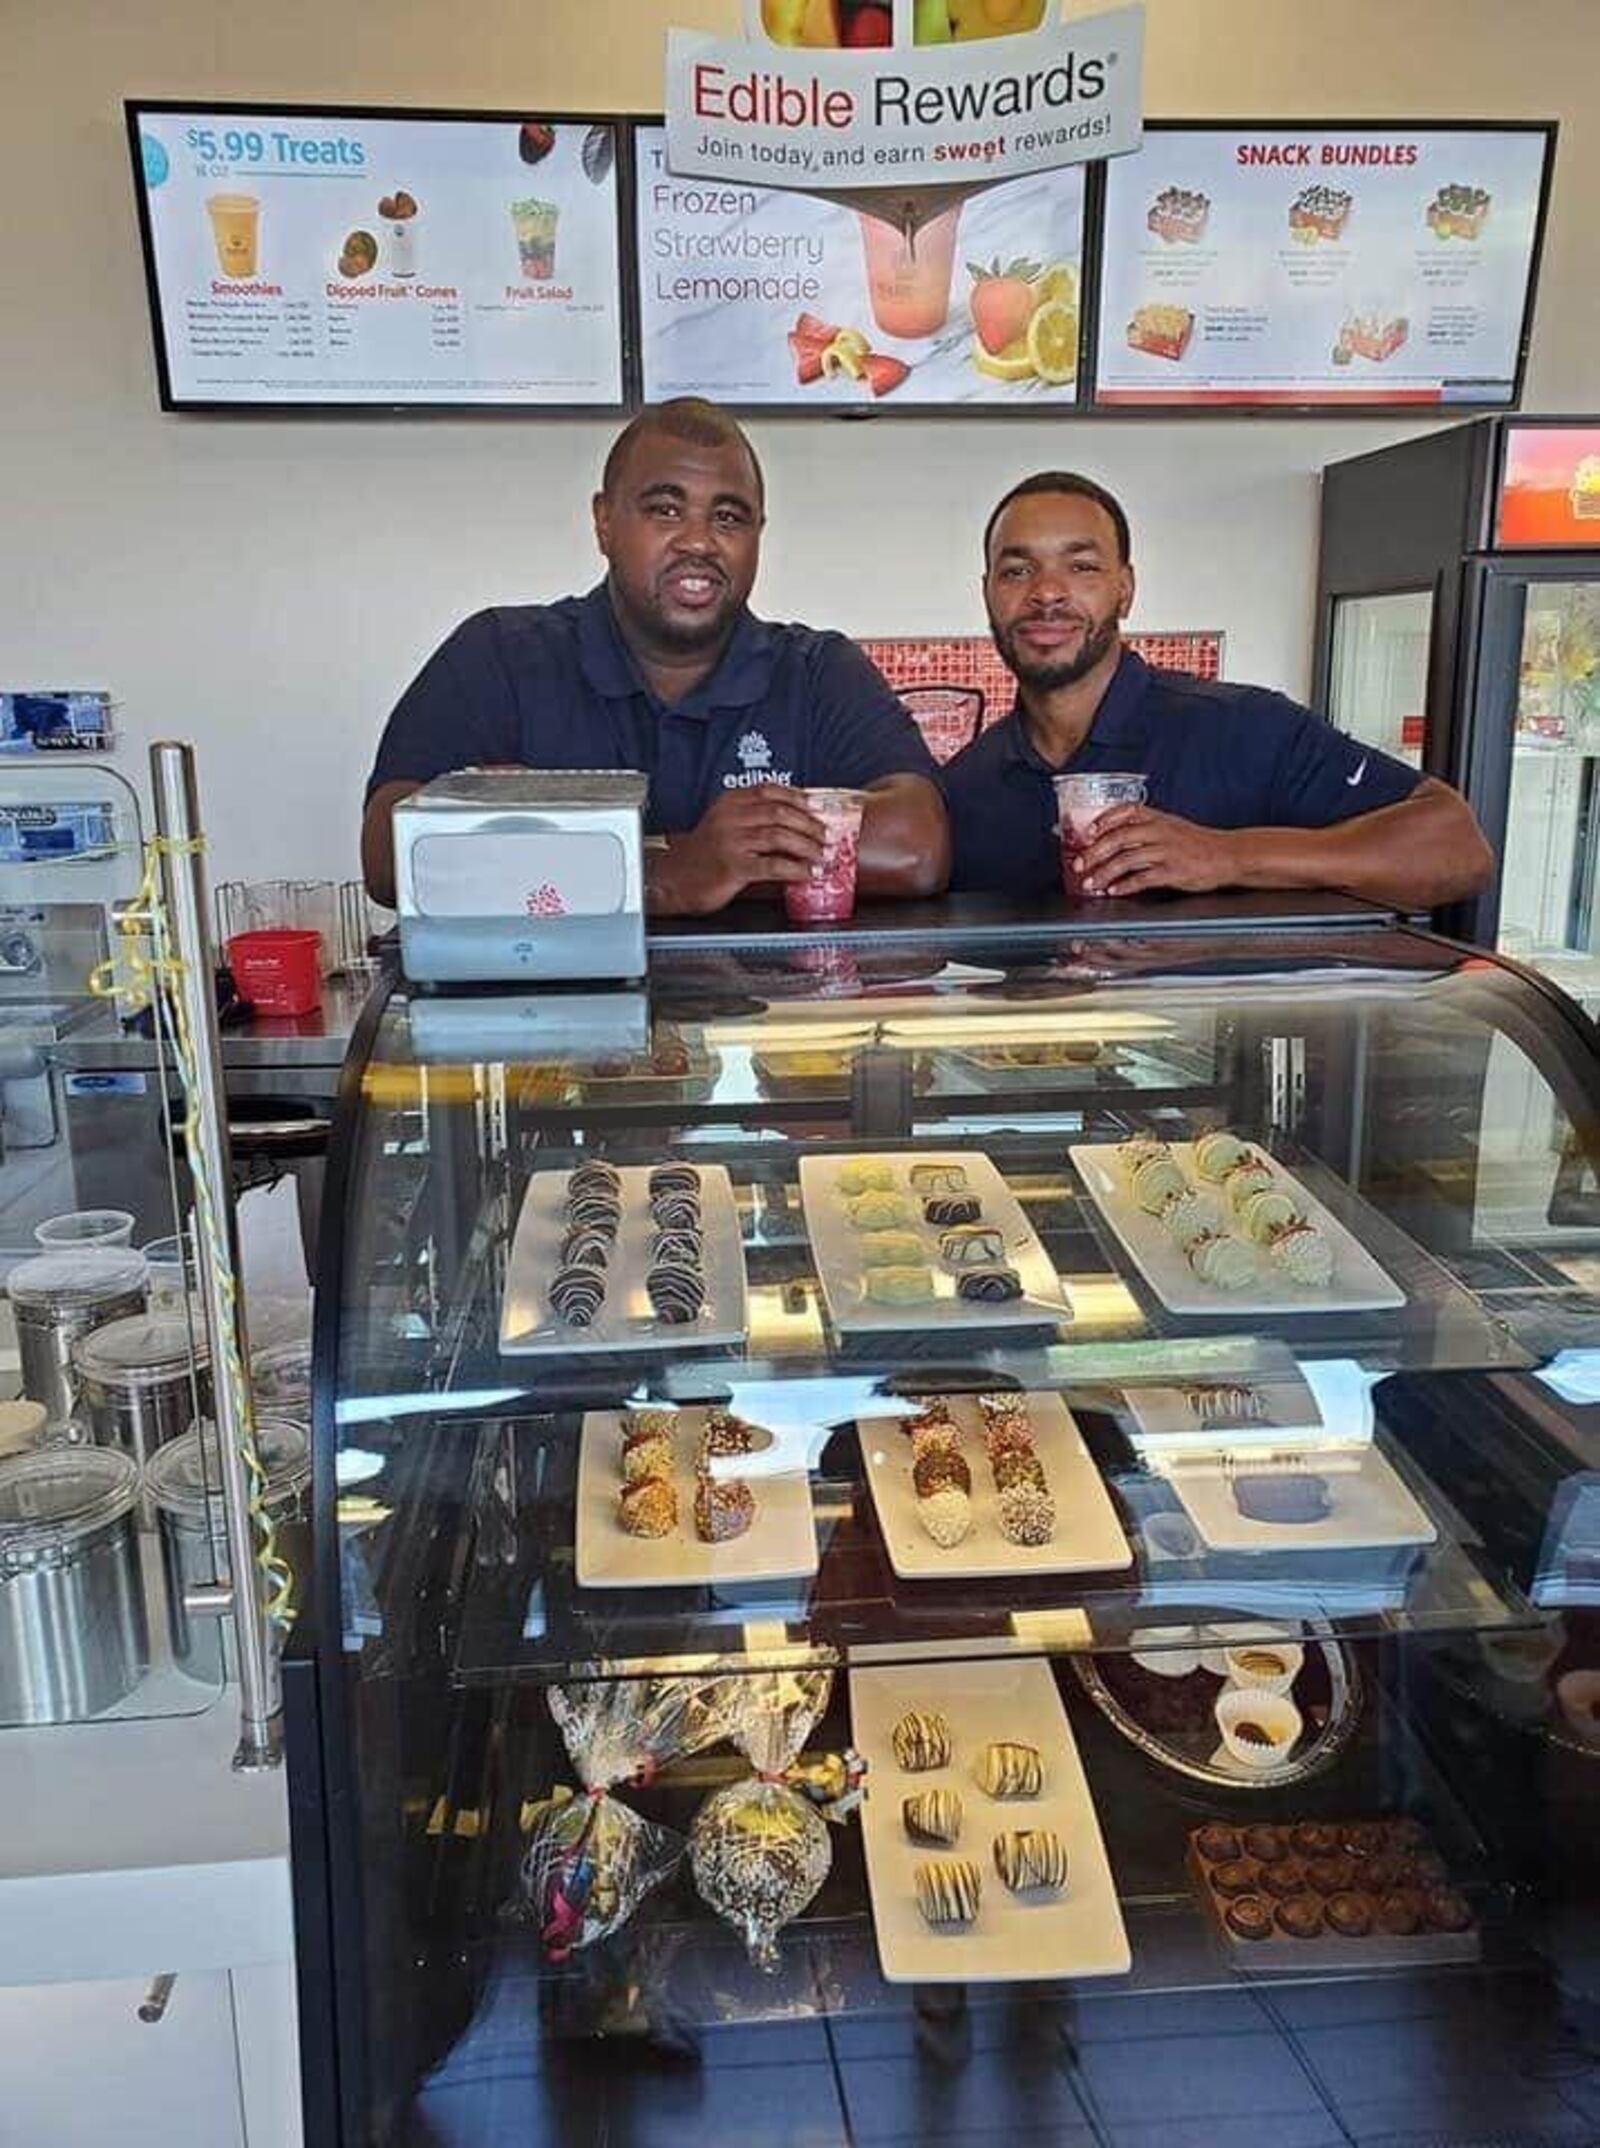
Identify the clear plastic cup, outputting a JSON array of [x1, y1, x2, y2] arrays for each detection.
[[140, 1234, 200, 1315], [1053, 771, 1147, 896], [35, 1209, 136, 1249], [785, 789, 867, 925]]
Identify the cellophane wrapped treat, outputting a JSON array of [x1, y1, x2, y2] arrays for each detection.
[[688, 1666, 862, 1972], [518, 1674, 727, 1961]]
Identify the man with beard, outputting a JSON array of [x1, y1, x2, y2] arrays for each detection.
[[362, 399, 947, 913], [943, 471, 1491, 907]]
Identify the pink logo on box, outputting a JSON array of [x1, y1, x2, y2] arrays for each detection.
[[525, 882, 567, 919]]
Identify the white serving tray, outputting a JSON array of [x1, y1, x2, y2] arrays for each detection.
[[858, 1392, 1131, 1580], [1122, 1364, 1325, 1448], [499, 1164, 748, 1355], [798, 1151, 1070, 1335], [1068, 1141, 1404, 1317], [575, 1409, 818, 1589], [1164, 1443, 1438, 1554], [851, 1656, 1131, 1985]]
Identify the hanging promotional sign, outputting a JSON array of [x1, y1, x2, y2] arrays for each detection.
[[664, 3, 1143, 192]]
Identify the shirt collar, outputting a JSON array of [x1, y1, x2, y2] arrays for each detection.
[[1001, 646, 1155, 772], [575, 581, 777, 717]]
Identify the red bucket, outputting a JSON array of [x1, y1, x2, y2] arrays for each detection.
[[228, 929, 323, 1016]]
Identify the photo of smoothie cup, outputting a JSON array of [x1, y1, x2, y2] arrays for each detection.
[[206, 194, 260, 278], [1054, 771, 1147, 896], [512, 198, 560, 279], [378, 189, 419, 277], [856, 203, 961, 340], [785, 788, 867, 925]]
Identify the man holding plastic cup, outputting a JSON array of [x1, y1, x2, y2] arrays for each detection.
[[362, 399, 947, 918], [942, 472, 1492, 910]]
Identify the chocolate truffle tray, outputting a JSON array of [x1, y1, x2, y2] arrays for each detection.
[[798, 1150, 1071, 1335], [499, 1163, 748, 1356], [1069, 1140, 1405, 1317], [856, 1390, 1132, 1581], [850, 1657, 1130, 1985], [574, 1408, 818, 1589], [1186, 1814, 1480, 1972]]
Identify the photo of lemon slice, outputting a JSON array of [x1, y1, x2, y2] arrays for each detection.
[[1037, 262, 1078, 307], [1026, 299, 1078, 385], [973, 335, 1036, 382], [822, 327, 871, 380]]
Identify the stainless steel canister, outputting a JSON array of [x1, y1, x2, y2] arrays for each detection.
[[146, 1415, 310, 1698], [0, 1447, 146, 1723], [7, 1251, 150, 1432], [71, 1314, 213, 1480]]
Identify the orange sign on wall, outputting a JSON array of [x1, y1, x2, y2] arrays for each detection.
[[1497, 424, 1600, 548]]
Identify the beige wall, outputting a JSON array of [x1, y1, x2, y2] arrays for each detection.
[[2, 0, 1595, 879]]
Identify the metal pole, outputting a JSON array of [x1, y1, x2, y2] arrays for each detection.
[[149, 742, 281, 1770]]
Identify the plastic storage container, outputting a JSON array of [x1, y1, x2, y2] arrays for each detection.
[[7, 1250, 150, 1431], [146, 1416, 311, 1693], [71, 1314, 212, 1481], [34, 1208, 136, 1249], [0, 1447, 146, 1723], [227, 928, 323, 1016]]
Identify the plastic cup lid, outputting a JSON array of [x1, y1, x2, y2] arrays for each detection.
[[147, 1415, 310, 1522], [70, 1313, 210, 1387], [0, 1446, 140, 1555], [7, 1249, 149, 1310]]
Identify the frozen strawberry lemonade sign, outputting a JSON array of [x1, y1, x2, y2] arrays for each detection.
[[664, 3, 1143, 191]]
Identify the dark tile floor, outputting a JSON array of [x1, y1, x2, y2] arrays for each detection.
[[404, 1965, 1600, 2148]]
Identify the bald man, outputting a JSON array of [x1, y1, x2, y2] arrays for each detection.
[[362, 398, 948, 915]]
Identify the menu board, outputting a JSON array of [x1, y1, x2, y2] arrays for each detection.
[[127, 104, 626, 409], [1095, 125, 1551, 409], [635, 125, 1086, 409]]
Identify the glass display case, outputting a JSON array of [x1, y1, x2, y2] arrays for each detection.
[[291, 907, 1600, 2148]]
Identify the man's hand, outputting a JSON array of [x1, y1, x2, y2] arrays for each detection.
[[1075, 804, 1241, 898], [648, 785, 826, 916]]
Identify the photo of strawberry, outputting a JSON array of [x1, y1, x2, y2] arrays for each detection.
[[964, 259, 1079, 389], [843, 3, 893, 42], [786, 314, 910, 398], [968, 258, 1042, 355]]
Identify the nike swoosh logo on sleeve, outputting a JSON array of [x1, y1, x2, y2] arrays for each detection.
[[1346, 757, 1368, 787]]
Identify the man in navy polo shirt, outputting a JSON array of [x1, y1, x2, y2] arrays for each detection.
[[362, 399, 948, 914], [943, 471, 1492, 908]]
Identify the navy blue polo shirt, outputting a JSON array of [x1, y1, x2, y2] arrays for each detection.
[[942, 649, 1421, 898], [367, 582, 935, 830]]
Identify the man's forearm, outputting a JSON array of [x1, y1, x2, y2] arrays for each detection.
[[857, 776, 951, 898], [1227, 781, 1493, 909]]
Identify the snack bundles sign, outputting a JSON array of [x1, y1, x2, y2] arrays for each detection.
[[665, 3, 1143, 189]]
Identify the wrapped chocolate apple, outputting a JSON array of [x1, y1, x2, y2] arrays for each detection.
[[518, 1674, 726, 1961], [688, 1665, 863, 1972]]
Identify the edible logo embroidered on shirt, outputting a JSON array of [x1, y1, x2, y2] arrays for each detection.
[[723, 728, 793, 789]]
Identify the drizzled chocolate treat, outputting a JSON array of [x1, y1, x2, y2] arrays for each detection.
[[651, 1190, 702, 1235], [550, 1263, 605, 1326], [646, 1261, 705, 1325], [560, 1224, 613, 1269], [957, 1265, 1022, 1302], [648, 1164, 700, 1198], [924, 1195, 981, 1227]]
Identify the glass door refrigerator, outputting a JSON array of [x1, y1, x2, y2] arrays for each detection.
[[1315, 416, 1600, 1016]]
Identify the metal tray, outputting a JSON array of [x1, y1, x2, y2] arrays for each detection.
[[1071, 1624, 1362, 1792]]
